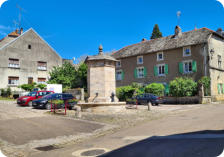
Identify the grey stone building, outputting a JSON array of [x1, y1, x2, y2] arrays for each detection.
[[0, 28, 63, 92], [112, 26, 224, 101]]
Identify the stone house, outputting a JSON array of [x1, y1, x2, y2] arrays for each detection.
[[0, 28, 63, 92], [112, 26, 224, 101]]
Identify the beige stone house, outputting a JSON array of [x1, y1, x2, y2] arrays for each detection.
[[0, 28, 63, 92], [112, 26, 224, 101]]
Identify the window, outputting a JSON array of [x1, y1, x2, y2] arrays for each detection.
[[183, 61, 192, 73], [183, 47, 191, 57], [38, 78, 46, 84], [137, 67, 144, 78], [218, 83, 223, 94], [28, 45, 32, 49], [28, 77, 33, 84], [157, 52, 164, 61], [116, 70, 122, 81], [137, 56, 143, 64], [8, 58, 19, 68], [158, 64, 165, 76], [37, 61, 47, 71], [116, 61, 121, 68], [8, 77, 19, 85], [218, 55, 222, 68]]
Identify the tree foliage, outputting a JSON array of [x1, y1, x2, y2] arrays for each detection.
[[144, 83, 165, 96], [19, 83, 37, 91], [150, 24, 163, 39], [169, 77, 197, 97], [48, 61, 87, 90], [36, 84, 47, 90], [198, 76, 211, 96]]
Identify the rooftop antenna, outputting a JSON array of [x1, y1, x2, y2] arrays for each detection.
[[177, 11, 181, 26], [16, 4, 26, 30]]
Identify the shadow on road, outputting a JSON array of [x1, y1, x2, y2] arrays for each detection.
[[100, 130, 224, 157]]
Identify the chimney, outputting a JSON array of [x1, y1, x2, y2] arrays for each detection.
[[20, 28, 23, 35], [141, 38, 147, 42], [15, 29, 19, 34], [175, 25, 182, 37]]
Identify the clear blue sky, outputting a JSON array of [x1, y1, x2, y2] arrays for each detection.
[[0, 0, 224, 60]]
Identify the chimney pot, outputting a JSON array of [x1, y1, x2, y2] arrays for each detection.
[[175, 25, 182, 37]]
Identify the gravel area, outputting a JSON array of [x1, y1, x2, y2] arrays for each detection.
[[0, 100, 47, 120]]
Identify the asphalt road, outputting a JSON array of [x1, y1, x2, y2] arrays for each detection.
[[29, 103, 224, 157]]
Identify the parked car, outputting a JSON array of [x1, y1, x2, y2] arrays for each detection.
[[32, 93, 76, 110], [135, 93, 163, 106], [17, 91, 54, 106]]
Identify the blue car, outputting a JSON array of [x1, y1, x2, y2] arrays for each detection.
[[136, 93, 162, 106]]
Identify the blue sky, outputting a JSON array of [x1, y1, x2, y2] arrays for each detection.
[[0, 0, 224, 60]]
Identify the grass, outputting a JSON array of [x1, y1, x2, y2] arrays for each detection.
[[0, 97, 16, 101]]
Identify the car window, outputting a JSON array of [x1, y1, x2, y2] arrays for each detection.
[[27, 92, 37, 96]]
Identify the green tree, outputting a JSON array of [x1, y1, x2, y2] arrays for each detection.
[[198, 76, 211, 96], [73, 63, 87, 90], [169, 77, 197, 97], [48, 62, 76, 90], [145, 83, 165, 96], [19, 83, 36, 91], [36, 84, 47, 90], [150, 24, 163, 39]]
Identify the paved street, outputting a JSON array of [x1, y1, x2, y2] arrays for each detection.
[[30, 103, 224, 157]]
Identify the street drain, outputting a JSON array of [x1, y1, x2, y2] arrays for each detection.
[[72, 148, 109, 157], [35, 145, 60, 151], [81, 149, 105, 156]]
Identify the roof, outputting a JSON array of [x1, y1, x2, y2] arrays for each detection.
[[0, 28, 62, 59], [112, 28, 214, 59], [85, 53, 118, 62]]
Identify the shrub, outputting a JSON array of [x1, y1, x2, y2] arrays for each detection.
[[198, 76, 211, 96], [0, 88, 11, 97], [36, 84, 47, 90], [19, 83, 36, 91], [144, 83, 165, 96], [116, 83, 144, 101], [169, 77, 197, 97]]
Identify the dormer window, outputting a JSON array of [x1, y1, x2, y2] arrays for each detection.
[[116, 61, 121, 67], [183, 47, 191, 57], [157, 52, 164, 61], [137, 56, 143, 64]]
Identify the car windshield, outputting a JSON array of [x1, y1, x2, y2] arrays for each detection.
[[27, 92, 37, 96]]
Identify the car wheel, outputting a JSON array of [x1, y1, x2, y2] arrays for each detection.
[[155, 103, 159, 106], [28, 101, 32, 107], [46, 103, 51, 110]]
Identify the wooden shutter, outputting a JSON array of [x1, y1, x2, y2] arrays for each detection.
[[154, 66, 158, 76], [179, 62, 183, 74], [165, 64, 168, 75], [192, 61, 197, 72], [134, 68, 137, 78], [144, 67, 147, 77]]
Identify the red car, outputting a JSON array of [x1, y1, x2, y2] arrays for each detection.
[[17, 91, 54, 106]]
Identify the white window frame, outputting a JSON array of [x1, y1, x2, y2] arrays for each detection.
[[37, 61, 47, 71], [8, 58, 20, 68], [137, 56, 143, 65], [183, 60, 193, 74], [183, 46, 191, 57], [116, 70, 122, 81], [157, 64, 165, 76], [137, 67, 144, 78], [116, 61, 121, 68], [8, 77, 19, 85], [157, 52, 164, 61]]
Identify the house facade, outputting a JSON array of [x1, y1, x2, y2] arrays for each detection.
[[112, 26, 224, 101], [0, 28, 63, 92]]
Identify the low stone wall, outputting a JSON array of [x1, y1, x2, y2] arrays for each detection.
[[211, 95, 224, 102], [163, 96, 199, 104]]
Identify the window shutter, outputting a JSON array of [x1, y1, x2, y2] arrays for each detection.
[[192, 61, 197, 72], [122, 71, 124, 80], [165, 64, 168, 75], [144, 67, 147, 77], [222, 84, 224, 94], [179, 62, 183, 74], [154, 66, 158, 76], [218, 84, 221, 94], [134, 68, 137, 78]]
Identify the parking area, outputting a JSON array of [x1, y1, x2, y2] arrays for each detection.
[[0, 100, 105, 148]]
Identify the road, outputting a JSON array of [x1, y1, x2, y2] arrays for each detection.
[[30, 103, 224, 157]]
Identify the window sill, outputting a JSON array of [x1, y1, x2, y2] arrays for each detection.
[[7, 84, 18, 87], [183, 71, 193, 74], [37, 69, 47, 71], [137, 63, 143, 65], [183, 55, 191, 57], [158, 74, 166, 77], [8, 67, 20, 69]]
